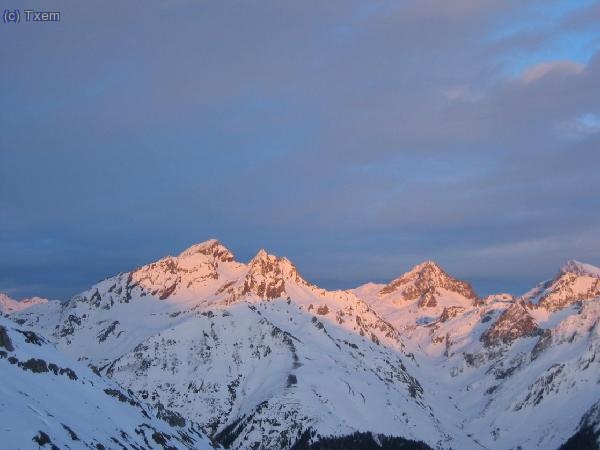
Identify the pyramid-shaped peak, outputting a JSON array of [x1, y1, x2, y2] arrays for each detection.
[[234, 249, 305, 301], [408, 260, 445, 274], [379, 260, 478, 305], [251, 248, 271, 261], [178, 239, 235, 262], [391, 260, 454, 285], [559, 260, 600, 278], [249, 249, 297, 275]]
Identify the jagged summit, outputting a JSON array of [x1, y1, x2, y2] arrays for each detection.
[[4, 242, 600, 450], [249, 249, 298, 274], [521, 260, 600, 312], [178, 239, 235, 262], [378, 260, 478, 307], [236, 249, 306, 301], [409, 260, 444, 272], [560, 260, 600, 278]]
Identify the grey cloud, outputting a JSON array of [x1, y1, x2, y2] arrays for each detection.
[[1, 0, 599, 299]]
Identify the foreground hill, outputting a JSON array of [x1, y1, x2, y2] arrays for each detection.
[[0, 315, 216, 450], [7, 240, 600, 449]]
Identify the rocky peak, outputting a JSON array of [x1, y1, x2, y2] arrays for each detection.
[[125, 240, 237, 301], [560, 260, 600, 278], [239, 250, 304, 300], [248, 250, 298, 277], [178, 239, 235, 263], [525, 261, 600, 312], [378, 261, 478, 307]]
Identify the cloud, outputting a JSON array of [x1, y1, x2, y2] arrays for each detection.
[[519, 60, 584, 83], [557, 113, 600, 139], [0, 0, 599, 298]]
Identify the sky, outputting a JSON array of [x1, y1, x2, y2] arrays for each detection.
[[1, 0, 600, 300]]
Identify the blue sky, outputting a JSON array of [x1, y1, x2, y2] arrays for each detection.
[[1, 0, 599, 299]]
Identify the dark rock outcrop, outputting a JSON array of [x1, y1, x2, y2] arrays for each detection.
[[379, 261, 478, 308], [481, 302, 540, 347], [0, 326, 14, 351]]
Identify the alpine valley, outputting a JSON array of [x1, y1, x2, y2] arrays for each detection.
[[2, 239, 599, 450]]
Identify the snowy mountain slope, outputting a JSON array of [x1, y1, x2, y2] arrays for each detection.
[[0, 315, 216, 450], [357, 261, 600, 450], [8, 241, 455, 449], [6, 240, 600, 450], [100, 300, 453, 449], [21, 241, 406, 368]]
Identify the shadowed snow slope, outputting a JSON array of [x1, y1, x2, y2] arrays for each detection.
[[6, 240, 600, 450], [0, 316, 216, 450]]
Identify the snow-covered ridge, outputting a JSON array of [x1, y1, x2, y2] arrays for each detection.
[[0, 292, 52, 314], [3, 240, 600, 450]]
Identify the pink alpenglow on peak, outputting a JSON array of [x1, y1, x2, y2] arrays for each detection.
[[523, 260, 600, 311], [0, 293, 50, 314], [560, 260, 600, 278], [178, 239, 235, 263], [378, 260, 478, 307], [4, 241, 600, 450]]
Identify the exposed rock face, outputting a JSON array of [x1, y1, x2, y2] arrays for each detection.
[[561, 260, 600, 278], [538, 273, 600, 312], [178, 239, 235, 262], [378, 261, 478, 307], [0, 316, 215, 450], [0, 326, 14, 351], [130, 240, 237, 300], [480, 302, 540, 347], [238, 250, 304, 301], [531, 329, 553, 360], [525, 261, 600, 312], [5, 242, 600, 450], [439, 306, 465, 322]]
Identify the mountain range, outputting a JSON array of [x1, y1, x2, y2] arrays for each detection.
[[2, 239, 599, 450]]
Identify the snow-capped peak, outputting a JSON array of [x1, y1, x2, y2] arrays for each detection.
[[248, 249, 298, 277], [237, 249, 306, 300], [522, 260, 600, 311], [377, 260, 478, 307], [4, 241, 600, 450], [409, 260, 444, 273], [560, 260, 600, 278], [178, 239, 235, 262]]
